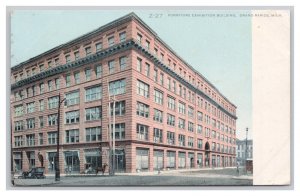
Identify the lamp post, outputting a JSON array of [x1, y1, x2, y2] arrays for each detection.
[[245, 127, 248, 174], [108, 95, 117, 176], [10, 100, 14, 185], [55, 93, 66, 181]]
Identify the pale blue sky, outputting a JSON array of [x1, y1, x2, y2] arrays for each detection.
[[11, 9, 252, 140]]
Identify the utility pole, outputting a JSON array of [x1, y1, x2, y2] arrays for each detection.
[[245, 127, 248, 174], [55, 93, 66, 181], [107, 81, 117, 176], [112, 95, 116, 175]]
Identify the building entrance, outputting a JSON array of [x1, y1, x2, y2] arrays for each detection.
[[205, 142, 210, 167], [114, 149, 125, 172]]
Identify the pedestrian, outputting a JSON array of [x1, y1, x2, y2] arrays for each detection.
[[236, 162, 240, 176]]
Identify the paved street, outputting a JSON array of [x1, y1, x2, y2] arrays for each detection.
[[12, 168, 252, 187]]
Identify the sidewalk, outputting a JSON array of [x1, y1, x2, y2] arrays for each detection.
[[13, 178, 59, 187]]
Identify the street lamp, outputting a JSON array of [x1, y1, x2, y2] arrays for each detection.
[[55, 93, 66, 181], [108, 95, 117, 176], [245, 127, 248, 174]]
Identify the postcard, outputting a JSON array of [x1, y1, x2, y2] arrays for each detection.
[[7, 7, 291, 188]]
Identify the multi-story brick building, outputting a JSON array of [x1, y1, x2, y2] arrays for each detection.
[[10, 12, 237, 174], [236, 139, 253, 166]]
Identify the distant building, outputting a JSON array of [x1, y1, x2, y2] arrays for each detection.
[[236, 139, 252, 166]]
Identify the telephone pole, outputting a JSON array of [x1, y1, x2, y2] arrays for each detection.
[[245, 127, 248, 174]]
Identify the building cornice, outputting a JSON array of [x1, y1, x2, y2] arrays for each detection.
[[11, 39, 237, 120]]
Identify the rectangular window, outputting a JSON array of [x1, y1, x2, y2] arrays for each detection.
[[178, 118, 185, 129], [14, 120, 24, 131], [48, 80, 53, 91], [65, 54, 71, 63], [154, 69, 158, 82], [85, 47, 91, 56], [86, 107, 102, 121], [205, 128, 210, 138], [197, 111, 203, 121], [119, 32, 126, 42], [66, 91, 80, 106], [108, 36, 114, 46], [188, 106, 194, 118], [109, 123, 125, 140], [136, 102, 149, 118], [96, 42, 102, 52], [153, 109, 163, 123], [154, 48, 158, 56], [85, 86, 102, 102], [167, 114, 175, 126], [145, 40, 150, 49], [136, 80, 149, 98], [40, 83, 44, 94], [137, 33, 142, 43], [85, 68, 91, 81], [154, 89, 163, 105], [136, 124, 148, 141], [153, 128, 163, 143], [39, 64, 44, 72], [95, 64, 102, 78], [109, 79, 126, 95], [38, 133, 43, 145], [137, 58, 142, 72], [119, 56, 127, 71], [197, 139, 203, 149], [160, 53, 164, 62], [65, 110, 80, 124], [178, 134, 185, 146], [65, 74, 71, 87], [188, 137, 194, 147], [86, 127, 102, 142], [55, 78, 60, 90], [159, 73, 164, 86], [26, 118, 35, 129], [26, 134, 35, 146], [48, 114, 58, 126], [197, 125, 202, 134], [55, 58, 59, 65], [39, 116, 44, 128], [14, 105, 23, 117], [188, 122, 194, 132], [145, 63, 150, 77], [167, 131, 175, 145], [14, 136, 23, 147], [48, 96, 59, 109], [74, 51, 80, 60], [167, 96, 176, 110], [65, 129, 79, 143], [32, 85, 36, 96], [167, 78, 171, 90], [110, 101, 125, 116], [74, 72, 80, 84], [108, 60, 115, 74], [178, 102, 186, 114], [48, 132, 57, 145]]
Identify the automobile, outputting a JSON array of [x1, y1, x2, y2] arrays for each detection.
[[18, 167, 46, 179]]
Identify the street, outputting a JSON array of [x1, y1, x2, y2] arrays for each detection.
[[12, 168, 252, 187]]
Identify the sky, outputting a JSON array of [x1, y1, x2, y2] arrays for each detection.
[[10, 9, 252, 140]]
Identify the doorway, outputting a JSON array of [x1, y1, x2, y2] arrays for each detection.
[[114, 149, 125, 172]]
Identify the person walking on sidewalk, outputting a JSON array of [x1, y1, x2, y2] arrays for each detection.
[[236, 162, 240, 176]]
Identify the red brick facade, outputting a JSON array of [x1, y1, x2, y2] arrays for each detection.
[[10, 13, 237, 174]]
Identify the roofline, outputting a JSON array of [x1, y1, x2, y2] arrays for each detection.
[[11, 12, 236, 108]]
